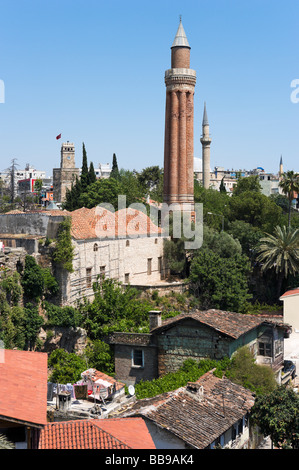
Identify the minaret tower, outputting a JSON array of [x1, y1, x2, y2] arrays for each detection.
[[279, 155, 283, 178], [163, 19, 196, 210], [200, 102, 212, 189]]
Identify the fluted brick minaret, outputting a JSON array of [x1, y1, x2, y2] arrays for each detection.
[[163, 19, 196, 210], [200, 102, 212, 189]]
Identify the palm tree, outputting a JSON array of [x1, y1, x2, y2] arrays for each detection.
[[0, 433, 15, 449], [256, 225, 299, 297], [279, 171, 299, 227]]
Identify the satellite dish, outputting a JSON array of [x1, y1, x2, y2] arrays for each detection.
[[128, 385, 135, 396]]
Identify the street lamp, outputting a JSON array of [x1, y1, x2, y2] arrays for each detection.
[[207, 211, 224, 231]]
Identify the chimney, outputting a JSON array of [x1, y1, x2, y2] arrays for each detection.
[[186, 382, 204, 400], [149, 310, 162, 331]]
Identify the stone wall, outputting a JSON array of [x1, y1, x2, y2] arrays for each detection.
[[157, 320, 231, 376]]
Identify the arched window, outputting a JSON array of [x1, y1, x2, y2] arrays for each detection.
[[93, 243, 98, 252]]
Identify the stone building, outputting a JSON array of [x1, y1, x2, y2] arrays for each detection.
[[110, 309, 289, 387], [62, 206, 169, 305], [53, 142, 80, 203], [0, 206, 170, 306]]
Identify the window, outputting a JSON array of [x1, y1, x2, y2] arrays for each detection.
[[147, 258, 152, 275], [158, 257, 162, 273], [274, 339, 283, 357], [125, 273, 130, 283], [155, 238, 158, 244], [86, 268, 92, 288], [100, 265, 105, 279], [258, 341, 272, 357], [93, 243, 98, 252], [132, 349, 144, 367], [126, 240, 130, 247]]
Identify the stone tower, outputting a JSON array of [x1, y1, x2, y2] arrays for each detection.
[[53, 142, 80, 203], [200, 102, 212, 189], [163, 19, 196, 210], [279, 155, 283, 178]]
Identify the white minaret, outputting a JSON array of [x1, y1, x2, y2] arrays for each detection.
[[200, 102, 212, 189]]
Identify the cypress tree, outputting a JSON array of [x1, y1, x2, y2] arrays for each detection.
[[88, 161, 97, 184], [81, 143, 89, 190], [110, 153, 120, 180]]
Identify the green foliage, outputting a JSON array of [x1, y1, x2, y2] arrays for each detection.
[[48, 349, 87, 384], [279, 170, 299, 227], [110, 153, 120, 180], [80, 142, 89, 191], [44, 301, 83, 328], [84, 339, 114, 375], [52, 217, 74, 272], [21, 255, 59, 299], [23, 302, 44, 350], [201, 225, 242, 258], [134, 358, 230, 399], [251, 385, 299, 448], [81, 278, 152, 338], [233, 175, 262, 196], [88, 161, 96, 185], [227, 220, 263, 257], [225, 347, 277, 396], [0, 271, 23, 305], [189, 249, 251, 312], [21, 255, 44, 299]]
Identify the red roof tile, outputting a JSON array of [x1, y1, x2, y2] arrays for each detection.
[[38, 418, 155, 449], [70, 207, 162, 240], [0, 349, 48, 426], [280, 288, 299, 299]]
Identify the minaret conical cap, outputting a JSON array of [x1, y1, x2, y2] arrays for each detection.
[[202, 102, 209, 126], [171, 18, 190, 48]]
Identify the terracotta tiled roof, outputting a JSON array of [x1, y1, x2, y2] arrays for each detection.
[[120, 370, 255, 449], [70, 206, 162, 240], [151, 309, 267, 339], [280, 288, 299, 299], [0, 349, 48, 427], [38, 418, 156, 449]]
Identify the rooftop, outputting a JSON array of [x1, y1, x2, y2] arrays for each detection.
[[150, 309, 279, 339], [38, 417, 155, 449], [0, 349, 48, 427], [116, 370, 255, 449]]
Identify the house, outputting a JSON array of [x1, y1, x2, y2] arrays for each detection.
[[116, 369, 256, 449], [110, 309, 289, 386], [0, 206, 170, 306], [0, 349, 48, 449], [38, 417, 156, 449], [280, 287, 299, 332]]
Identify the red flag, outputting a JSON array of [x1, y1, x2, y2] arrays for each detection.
[[56, 134, 61, 140]]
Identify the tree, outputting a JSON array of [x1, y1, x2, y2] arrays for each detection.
[[219, 177, 226, 193], [52, 217, 74, 272], [88, 161, 97, 185], [48, 349, 86, 384], [279, 171, 299, 227], [80, 142, 89, 191], [81, 278, 152, 338], [228, 190, 283, 234], [84, 339, 114, 375], [110, 153, 120, 180], [23, 303, 44, 350], [251, 386, 299, 449], [227, 220, 263, 258], [233, 175, 262, 196], [21, 255, 45, 299], [256, 225, 299, 298], [78, 178, 123, 210], [225, 346, 276, 396], [189, 249, 251, 312]]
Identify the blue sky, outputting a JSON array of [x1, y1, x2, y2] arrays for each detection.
[[0, 0, 298, 177]]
